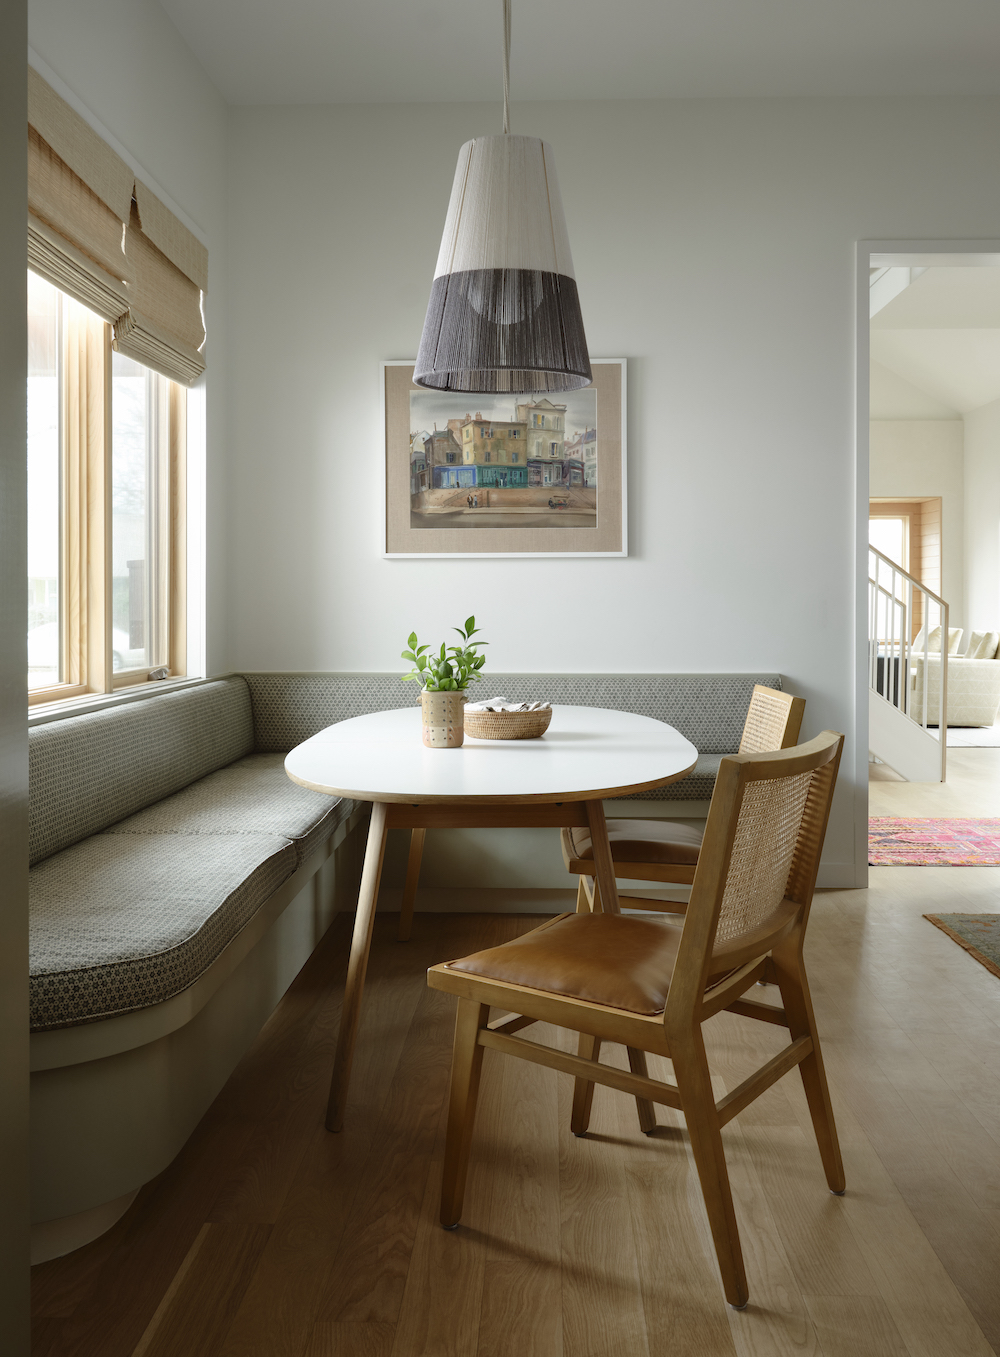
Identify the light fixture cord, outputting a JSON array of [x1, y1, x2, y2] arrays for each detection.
[[502, 0, 511, 133]]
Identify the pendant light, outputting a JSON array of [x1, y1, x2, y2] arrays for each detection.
[[413, 0, 591, 394]]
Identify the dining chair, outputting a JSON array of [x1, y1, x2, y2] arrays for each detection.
[[561, 684, 805, 915], [427, 729, 845, 1308]]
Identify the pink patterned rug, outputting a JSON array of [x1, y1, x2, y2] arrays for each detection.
[[870, 817, 1000, 865]]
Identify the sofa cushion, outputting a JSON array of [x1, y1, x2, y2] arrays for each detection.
[[967, 630, 1000, 660], [29, 678, 255, 865], [242, 672, 781, 760], [916, 626, 964, 655], [29, 831, 296, 1030], [103, 752, 354, 865]]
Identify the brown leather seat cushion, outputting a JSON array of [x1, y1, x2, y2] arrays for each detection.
[[446, 912, 686, 1015], [569, 818, 704, 866]]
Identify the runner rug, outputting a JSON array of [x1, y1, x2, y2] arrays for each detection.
[[924, 914, 1000, 980], [869, 817, 1000, 865]]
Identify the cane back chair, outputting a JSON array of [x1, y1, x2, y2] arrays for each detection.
[[561, 684, 805, 914], [427, 729, 845, 1308]]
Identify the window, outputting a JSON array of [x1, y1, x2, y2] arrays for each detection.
[[869, 516, 907, 571], [511, 451, 519, 463], [27, 272, 186, 704], [484, 450, 491, 462], [510, 428, 519, 439]]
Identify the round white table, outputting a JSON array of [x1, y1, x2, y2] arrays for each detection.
[[285, 704, 697, 1130]]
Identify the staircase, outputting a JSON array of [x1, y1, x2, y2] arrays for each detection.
[[868, 545, 948, 782]]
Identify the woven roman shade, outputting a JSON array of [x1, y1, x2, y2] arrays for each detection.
[[114, 191, 207, 385], [27, 68, 208, 386], [27, 68, 132, 324]]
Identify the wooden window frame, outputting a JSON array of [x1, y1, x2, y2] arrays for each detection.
[[28, 284, 186, 708]]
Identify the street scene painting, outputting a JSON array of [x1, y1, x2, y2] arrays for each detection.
[[408, 387, 598, 529]]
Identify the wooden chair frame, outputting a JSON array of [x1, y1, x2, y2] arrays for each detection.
[[427, 730, 845, 1309], [560, 685, 806, 914]]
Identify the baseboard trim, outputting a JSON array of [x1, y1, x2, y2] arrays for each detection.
[[816, 863, 860, 888]]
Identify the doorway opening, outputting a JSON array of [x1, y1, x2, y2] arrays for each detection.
[[864, 246, 1000, 820]]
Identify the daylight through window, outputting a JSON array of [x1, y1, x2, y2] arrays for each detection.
[[27, 271, 187, 704]]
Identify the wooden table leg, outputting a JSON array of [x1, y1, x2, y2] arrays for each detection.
[[325, 801, 389, 1133], [585, 799, 621, 915], [585, 801, 656, 1130], [398, 827, 426, 942]]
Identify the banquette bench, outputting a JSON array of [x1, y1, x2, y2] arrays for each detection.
[[29, 669, 782, 1261]]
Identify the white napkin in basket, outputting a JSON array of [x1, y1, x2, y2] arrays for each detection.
[[464, 696, 551, 712]]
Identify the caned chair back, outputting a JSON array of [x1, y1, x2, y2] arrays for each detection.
[[738, 684, 806, 754], [666, 731, 843, 1023]]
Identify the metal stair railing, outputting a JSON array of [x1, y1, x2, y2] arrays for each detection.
[[868, 545, 947, 780]]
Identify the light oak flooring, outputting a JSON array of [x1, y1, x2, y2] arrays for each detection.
[[32, 765, 1000, 1356]]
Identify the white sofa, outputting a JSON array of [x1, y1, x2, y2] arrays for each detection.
[[911, 648, 1000, 726]]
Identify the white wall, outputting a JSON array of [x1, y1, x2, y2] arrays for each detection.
[[869, 420, 964, 627], [226, 96, 1000, 883], [964, 396, 1000, 628], [28, 0, 231, 674], [1, 6, 30, 1346]]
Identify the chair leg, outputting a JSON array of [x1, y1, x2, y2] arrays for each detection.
[[771, 939, 846, 1193], [627, 1047, 658, 1134], [440, 998, 491, 1229], [672, 1032, 749, 1308], [575, 874, 596, 914], [570, 1033, 602, 1135], [398, 827, 426, 942]]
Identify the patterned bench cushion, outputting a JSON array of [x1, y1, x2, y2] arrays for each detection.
[[30, 831, 296, 1030], [668, 754, 724, 802], [29, 677, 255, 865], [241, 672, 781, 799], [103, 752, 354, 866]]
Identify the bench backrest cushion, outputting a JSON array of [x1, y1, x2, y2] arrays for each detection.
[[242, 672, 782, 756], [29, 678, 255, 865]]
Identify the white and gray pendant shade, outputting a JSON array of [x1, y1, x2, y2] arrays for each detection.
[[413, 133, 592, 394]]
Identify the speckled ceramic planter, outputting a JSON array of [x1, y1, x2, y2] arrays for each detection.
[[421, 689, 466, 748]]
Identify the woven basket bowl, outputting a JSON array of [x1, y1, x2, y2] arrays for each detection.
[[464, 707, 553, 740]]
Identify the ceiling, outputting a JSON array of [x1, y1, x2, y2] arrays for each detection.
[[871, 268, 1000, 416], [157, 0, 1000, 106]]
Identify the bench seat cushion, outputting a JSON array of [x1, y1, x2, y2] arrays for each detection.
[[30, 832, 296, 1030], [103, 753, 353, 865], [659, 753, 722, 801]]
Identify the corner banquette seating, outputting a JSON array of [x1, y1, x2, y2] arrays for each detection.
[[29, 669, 783, 1260]]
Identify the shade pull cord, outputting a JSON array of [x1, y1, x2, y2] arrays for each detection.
[[502, 0, 511, 134]]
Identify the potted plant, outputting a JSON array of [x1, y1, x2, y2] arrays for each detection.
[[402, 616, 488, 748]]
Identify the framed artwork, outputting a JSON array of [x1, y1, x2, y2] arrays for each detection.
[[383, 359, 626, 557]]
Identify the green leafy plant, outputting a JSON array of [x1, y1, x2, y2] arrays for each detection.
[[401, 616, 488, 691]]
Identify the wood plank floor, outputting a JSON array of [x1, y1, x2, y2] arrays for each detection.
[[32, 759, 1000, 1356]]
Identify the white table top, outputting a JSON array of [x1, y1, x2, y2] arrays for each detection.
[[284, 704, 698, 805]]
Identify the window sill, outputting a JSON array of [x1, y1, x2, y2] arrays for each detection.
[[28, 675, 207, 727]]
